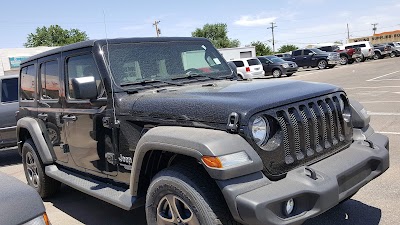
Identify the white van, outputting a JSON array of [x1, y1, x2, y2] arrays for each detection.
[[339, 41, 375, 62], [230, 58, 265, 80]]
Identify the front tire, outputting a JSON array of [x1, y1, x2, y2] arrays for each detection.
[[390, 52, 396, 58], [317, 60, 327, 69], [146, 163, 240, 225], [22, 139, 61, 198], [373, 52, 381, 60], [272, 69, 282, 78], [340, 56, 348, 65]]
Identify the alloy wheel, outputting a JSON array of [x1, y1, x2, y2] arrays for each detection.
[[26, 152, 40, 188], [156, 194, 200, 225]]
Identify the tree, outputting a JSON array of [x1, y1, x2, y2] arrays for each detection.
[[277, 44, 299, 53], [251, 41, 272, 56], [192, 23, 240, 48], [24, 25, 89, 47]]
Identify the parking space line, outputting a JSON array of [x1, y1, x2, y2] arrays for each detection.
[[376, 131, 400, 135], [345, 86, 400, 90], [367, 111, 400, 116], [366, 70, 400, 82]]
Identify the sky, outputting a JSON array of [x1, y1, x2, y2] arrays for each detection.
[[1, 0, 400, 50]]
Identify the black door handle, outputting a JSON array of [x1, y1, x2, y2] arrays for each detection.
[[62, 115, 77, 122]]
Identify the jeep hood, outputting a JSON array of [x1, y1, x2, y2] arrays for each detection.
[[118, 80, 342, 125]]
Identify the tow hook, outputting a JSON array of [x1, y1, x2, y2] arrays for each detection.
[[305, 167, 318, 180]]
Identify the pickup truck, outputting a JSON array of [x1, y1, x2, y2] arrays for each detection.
[[317, 45, 362, 65], [373, 44, 393, 59], [290, 48, 340, 69]]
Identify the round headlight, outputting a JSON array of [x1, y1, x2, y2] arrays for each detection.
[[251, 116, 269, 146]]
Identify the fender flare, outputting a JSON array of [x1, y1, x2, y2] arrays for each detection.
[[17, 117, 55, 164], [129, 126, 263, 196]]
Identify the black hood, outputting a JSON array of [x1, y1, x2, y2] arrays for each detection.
[[117, 80, 342, 125]]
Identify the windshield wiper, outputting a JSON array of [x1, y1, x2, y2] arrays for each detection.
[[120, 79, 183, 87], [171, 74, 223, 81]]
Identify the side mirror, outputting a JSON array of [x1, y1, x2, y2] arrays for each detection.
[[71, 76, 98, 100], [308, 52, 314, 56]]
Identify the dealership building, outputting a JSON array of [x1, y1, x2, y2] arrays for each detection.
[[0, 47, 56, 76], [349, 30, 400, 44]]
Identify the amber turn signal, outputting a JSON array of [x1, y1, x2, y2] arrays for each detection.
[[202, 156, 223, 168]]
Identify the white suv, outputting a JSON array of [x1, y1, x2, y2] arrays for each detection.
[[340, 41, 375, 62], [230, 58, 265, 80]]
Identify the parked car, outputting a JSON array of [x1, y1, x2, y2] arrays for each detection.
[[383, 42, 400, 57], [0, 75, 18, 150], [274, 52, 293, 61], [0, 172, 49, 225], [290, 48, 340, 69], [312, 44, 361, 65], [340, 41, 375, 62], [230, 57, 265, 80], [373, 44, 393, 59], [17, 37, 389, 225], [258, 55, 298, 78]]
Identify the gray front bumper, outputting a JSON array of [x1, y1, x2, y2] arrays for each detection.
[[220, 134, 389, 225]]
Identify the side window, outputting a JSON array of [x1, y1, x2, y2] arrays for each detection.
[[232, 61, 244, 67], [359, 44, 366, 47], [292, 50, 301, 56], [66, 54, 103, 99], [20, 65, 36, 100], [303, 50, 312, 55], [40, 60, 60, 100], [1, 78, 18, 103]]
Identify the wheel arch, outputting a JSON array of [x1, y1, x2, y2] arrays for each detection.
[[129, 126, 263, 196], [17, 117, 55, 164]]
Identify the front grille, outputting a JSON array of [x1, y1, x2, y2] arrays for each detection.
[[254, 93, 352, 177]]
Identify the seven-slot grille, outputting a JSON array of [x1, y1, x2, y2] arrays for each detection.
[[258, 94, 351, 177]]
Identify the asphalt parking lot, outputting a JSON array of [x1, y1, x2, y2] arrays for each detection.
[[1, 57, 400, 225]]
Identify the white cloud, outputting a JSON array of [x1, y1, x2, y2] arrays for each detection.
[[234, 15, 277, 27]]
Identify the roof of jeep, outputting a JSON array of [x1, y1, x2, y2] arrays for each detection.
[[21, 37, 210, 64], [0, 74, 18, 80]]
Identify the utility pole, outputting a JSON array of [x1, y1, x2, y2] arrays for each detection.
[[371, 23, 378, 35], [153, 20, 161, 37], [267, 22, 277, 52], [347, 23, 350, 42]]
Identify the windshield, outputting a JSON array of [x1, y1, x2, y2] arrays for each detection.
[[310, 48, 326, 54], [104, 41, 231, 87], [266, 56, 285, 63]]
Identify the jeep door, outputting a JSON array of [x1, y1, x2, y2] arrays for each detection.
[[0, 76, 18, 148], [37, 55, 68, 163], [62, 49, 117, 176]]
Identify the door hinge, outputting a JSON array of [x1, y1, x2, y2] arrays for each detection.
[[102, 117, 120, 128], [227, 112, 239, 133], [105, 152, 117, 165]]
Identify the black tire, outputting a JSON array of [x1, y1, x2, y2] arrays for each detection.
[[340, 56, 348, 65], [22, 139, 61, 198], [286, 73, 294, 77], [272, 69, 282, 78], [359, 54, 366, 62], [390, 52, 396, 58], [373, 52, 381, 60], [146, 163, 240, 225], [317, 59, 327, 69]]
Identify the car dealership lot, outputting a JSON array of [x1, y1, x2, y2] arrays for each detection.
[[1, 57, 400, 225]]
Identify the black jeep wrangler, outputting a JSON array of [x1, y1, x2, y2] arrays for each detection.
[[17, 37, 389, 225]]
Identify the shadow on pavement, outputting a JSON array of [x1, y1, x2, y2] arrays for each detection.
[[0, 148, 21, 167], [47, 185, 147, 225], [304, 199, 381, 225]]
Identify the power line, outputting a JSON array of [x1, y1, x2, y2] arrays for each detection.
[[152, 20, 161, 37], [267, 22, 277, 52]]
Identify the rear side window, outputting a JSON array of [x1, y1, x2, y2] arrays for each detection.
[[232, 61, 244, 67], [40, 60, 60, 100], [20, 65, 36, 100], [66, 54, 103, 99], [359, 44, 366, 47], [247, 59, 260, 66], [292, 50, 301, 56], [1, 78, 18, 103]]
